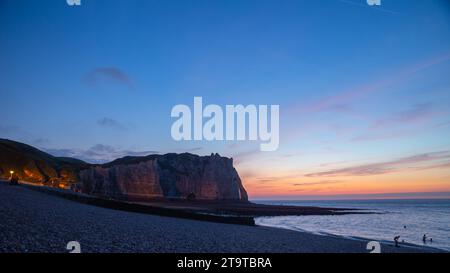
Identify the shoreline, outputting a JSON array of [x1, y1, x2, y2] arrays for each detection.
[[255, 220, 446, 253], [0, 181, 445, 253]]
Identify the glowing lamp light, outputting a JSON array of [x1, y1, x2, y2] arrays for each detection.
[[9, 170, 14, 175]]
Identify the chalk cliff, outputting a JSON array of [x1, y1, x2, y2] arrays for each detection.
[[79, 153, 248, 201], [0, 139, 248, 202]]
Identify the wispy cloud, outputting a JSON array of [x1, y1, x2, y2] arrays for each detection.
[[97, 117, 126, 130], [352, 103, 439, 142], [372, 103, 434, 129], [253, 176, 286, 183], [293, 180, 342, 186], [280, 53, 450, 144], [410, 161, 450, 172], [351, 128, 419, 142], [324, 103, 353, 114], [46, 144, 158, 164], [436, 121, 450, 128], [288, 53, 450, 116], [84, 67, 133, 88], [306, 151, 450, 177]]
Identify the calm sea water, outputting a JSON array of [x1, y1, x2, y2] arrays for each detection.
[[254, 199, 450, 251]]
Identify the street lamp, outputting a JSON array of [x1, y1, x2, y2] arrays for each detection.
[[9, 170, 14, 179]]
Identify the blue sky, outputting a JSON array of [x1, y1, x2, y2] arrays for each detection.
[[1, 0, 450, 198]]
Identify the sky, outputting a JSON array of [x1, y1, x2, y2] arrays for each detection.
[[1, 0, 450, 199]]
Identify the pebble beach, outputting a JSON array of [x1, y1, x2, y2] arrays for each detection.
[[0, 182, 441, 253]]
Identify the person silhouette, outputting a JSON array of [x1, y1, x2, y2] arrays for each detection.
[[422, 234, 427, 243], [394, 236, 400, 247]]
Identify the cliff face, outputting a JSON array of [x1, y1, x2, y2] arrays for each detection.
[[79, 153, 248, 201], [0, 139, 248, 202], [0, 139, 88, 187]]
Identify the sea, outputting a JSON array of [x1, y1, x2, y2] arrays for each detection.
[[254, 199, 450, 251]]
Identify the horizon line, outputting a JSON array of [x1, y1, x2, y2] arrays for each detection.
[[250, 191, 450, 201]]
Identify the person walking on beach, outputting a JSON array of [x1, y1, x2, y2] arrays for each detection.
[[394, 236, 400, 247], [422, 234, 427, 244]]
